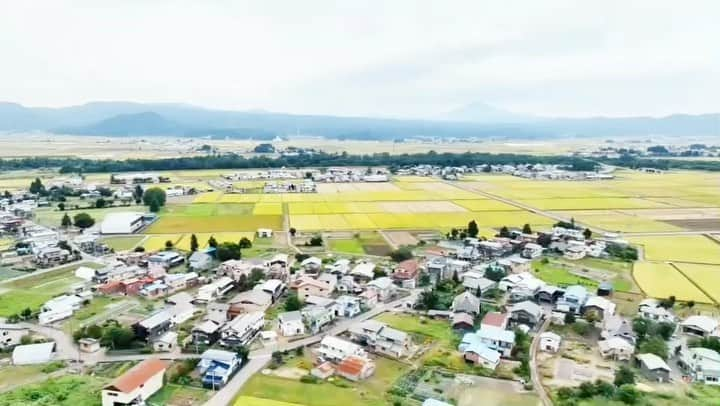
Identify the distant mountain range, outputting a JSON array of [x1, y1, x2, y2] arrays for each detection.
[[0, 101, 717, 140]]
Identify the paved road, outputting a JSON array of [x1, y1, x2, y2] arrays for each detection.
[[202, 291, 419, 406], [529, 317, 552, 406]]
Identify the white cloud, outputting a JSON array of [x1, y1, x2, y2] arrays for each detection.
[[0, 0, 718, 117]]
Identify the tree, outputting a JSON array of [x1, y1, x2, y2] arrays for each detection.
[[522, 223, 532, 234], [190, 234, 199, 252], [284, 293, 302, 311], [101, 325, 135, 349], [142, 187, 167, 209], [216, 242, 242, 261], [484, 266, 506, 282], [467, 220, 479, 238], [564, 312, 576, 324], [208, 236, 218, 249], [373, 268, 388, 278], [236, 346, 250, 362], [499, 226, 510, 238], [73, 212, 95, 229], [614, 365, 635, 387], [165, 240, 174, 250], [536, 233, 552, 247], [390, 247, 413, 262], [687, 300, 695, 309], [58, 202, 65, 211], [655, 322, 676, 341], [149, 200, 160, 213], [615, 384, 640, 404], [632, 318, 650, 341], [238, 237, 252, 249], [133, 185, 144, 203], [134, 246, 146, 252], [639, 336, 669, 359], [419, 289, 439, 310], [450, 228, 459, 240], [29, 177, 45, 195], [289, 227, 297, 237], [95, 198, 107, 208], [20, 307, 32, 320], [659, 295, 676, 309], [419, 272, 431, 287], [583, 228, 592, 240], [61, 213, 72, 228]]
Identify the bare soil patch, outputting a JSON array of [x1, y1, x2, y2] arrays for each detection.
[[384, 231, 419, 246]]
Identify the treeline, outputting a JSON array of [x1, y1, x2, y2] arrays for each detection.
[[0, 151, 598, 174], [601, 155, 720, 171]]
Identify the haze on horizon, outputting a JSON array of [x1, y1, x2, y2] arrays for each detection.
[[2, 0, 719, 119]]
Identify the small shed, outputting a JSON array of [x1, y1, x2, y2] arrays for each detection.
[[597, 282, 614, 297], [79, 338, 101, 353], [636, 353, 671, 382]]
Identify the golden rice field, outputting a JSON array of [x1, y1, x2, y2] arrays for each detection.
[[141, 234, 184, 251], [629, 235, 720, 264], [633, 262, 711, 303], [174, 232, 255, 251], [146, 215, 283, 233], [674, 263, 720, 303]]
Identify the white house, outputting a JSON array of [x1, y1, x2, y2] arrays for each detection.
[[598, 337, 635, 361], [365, 277, 395, 301], [637, 299, 675, 323], [681, 315, 720, 338], [350, 262, 376, 280], [539, 332, 561, 353], [278, 311, 305, 337], [152, 331, 177, 352], [38, 294, 86, 325], [220, 311, 265, 347], [101, 359, 169, 406], [196, 277, 234, 303], [318, 335, 367, 363], [680, 347, 720, 385], [100, 212, 145, 234]]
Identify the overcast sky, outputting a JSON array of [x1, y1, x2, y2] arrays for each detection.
[[1, 0, 718, 118]]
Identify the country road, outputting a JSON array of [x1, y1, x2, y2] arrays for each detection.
[[529, 317, 552, 406]]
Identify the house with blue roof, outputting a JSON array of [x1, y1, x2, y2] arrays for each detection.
[[461, 324, 516, 357], [458, 333, 501, 370], [556, 285, 589, 314], [198, 349, 240, 388]]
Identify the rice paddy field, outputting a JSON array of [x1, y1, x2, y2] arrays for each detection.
[[632, 262, 712, 303]]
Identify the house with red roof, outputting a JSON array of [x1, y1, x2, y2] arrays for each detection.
[[101, 358, 169, 406], [392, 259, 420, 288], [336, 355, 375, 381]]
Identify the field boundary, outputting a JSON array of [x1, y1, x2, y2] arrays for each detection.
[[669, 262, 718, 305]]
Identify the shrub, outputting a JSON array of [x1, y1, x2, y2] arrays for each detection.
[[300, 374, 319, 384]]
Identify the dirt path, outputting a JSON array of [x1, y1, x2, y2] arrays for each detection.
[[530, 318, 553, 406]]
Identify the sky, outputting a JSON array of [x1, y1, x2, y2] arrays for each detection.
[[1, 0, 719, 118]]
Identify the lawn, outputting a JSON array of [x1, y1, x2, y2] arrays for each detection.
[[235, 396, 304, 406], [239, 357, 407, 406], [328, 238, 365, 254], [101, 236, 144, 251], [374, 313, 456, 344], [633, 262, 712, 303], [531, 258, 634, 292]]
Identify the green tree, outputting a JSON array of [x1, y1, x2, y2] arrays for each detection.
[[583, 228, 592, 240], [29, 177, 45, 195], [639, 336, 668, 359], [133, 185, 144, 203], [142, 187, 167, 209], [614, 365, 635, 387], [58, 202, 65, 211], [149, 200, 160, 213], [190, 234, 199, 252], [484, 265, 506, 282], [208, 236, 218, 248], [73, 212, 95, 229], [632, 318, 650, 341], [522, 223, 532, 234], [20, 307, 32, 320], [390, 246, 413, 262], [419, 289, 439, 310], [61, 213, 72, 228], [165, 240, 174, 250], [238, 237, 252, 249], [308, 235, 323, 246], [499, 226, 510, 238], [615, 384, 640, 404], [655, 322, 676, 341], [467, 220, 479, 238], [284, 292, 302, 311], [95, 198, 107, 208], [101, 325, 135, 349], [289, 227, 297, 237], [216, 242, 242, 261]]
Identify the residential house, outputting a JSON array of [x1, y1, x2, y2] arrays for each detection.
[[38, 294, 86, 325], [318, 336, 367, 363], [556, 285, 589, 314], [328, 259, 351, 276], [359, 289, 378, 308], [164, 272, 199, 294], [497, 257, 530, 274], [582, 296, 617, 321], [196, 277, 234, 303], [460, 325, 515, 358], [228, 290, 272, 317], [198, 349, 241, 388], [147, 251, 184, 272], [457, 333, 501, 370], [509, 300, 544, 328], [452, 312, 475, 331], [375, 326, 412, 359], [278, 311, 305, 337], [681, 316, 719, 338], [426, 257, 450, 283], [337, 275, 362, 294], [636, 353, 671, 382], [564, 244, 586, 260], [462, 276, 496, 296], [598, 337, 635, 361], [311, 362, 335, 380], [392, 259, 420, 288], [638, 299, 675, 323], [423, 399, 454, 406], [301, 257, 322, 273], [133, 311, 172, 341], [153, 331, 177, 352], [350, 262, 376, 282], [295, 276, 335, 300], [101, 359, 169, 406], [255, 279, 286, 301], [481, 311, 507, 329], [219, 311, 264, 347], [452, 291, 481, 315], [601, 315, 636, 344], [336, 295, 362, 318], [217, 260, 266, 282], [521, 243, 543, 259], [139, 281, 169, 299], [0, 323, 29, 349], [302, 304, 336, 334], [535, 285, 564, 303], [679, 347, 720, 385], [188, 251, 213, 271], [539, 332, 561, 353], [349, 319, 386, 345], [366, 277, 395, 302], [206, 302, 230, 324], [336, 356, 375, 381], [192, 320, 222, 345]]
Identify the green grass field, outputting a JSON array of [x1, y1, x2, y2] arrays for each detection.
[[101, 236, 144, 251], [531, 258, 634, 292], [328, 238, 366, 254], [0, 375, 106, 406]]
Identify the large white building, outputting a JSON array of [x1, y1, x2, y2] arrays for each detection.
[[100, 212, 145, 234]]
